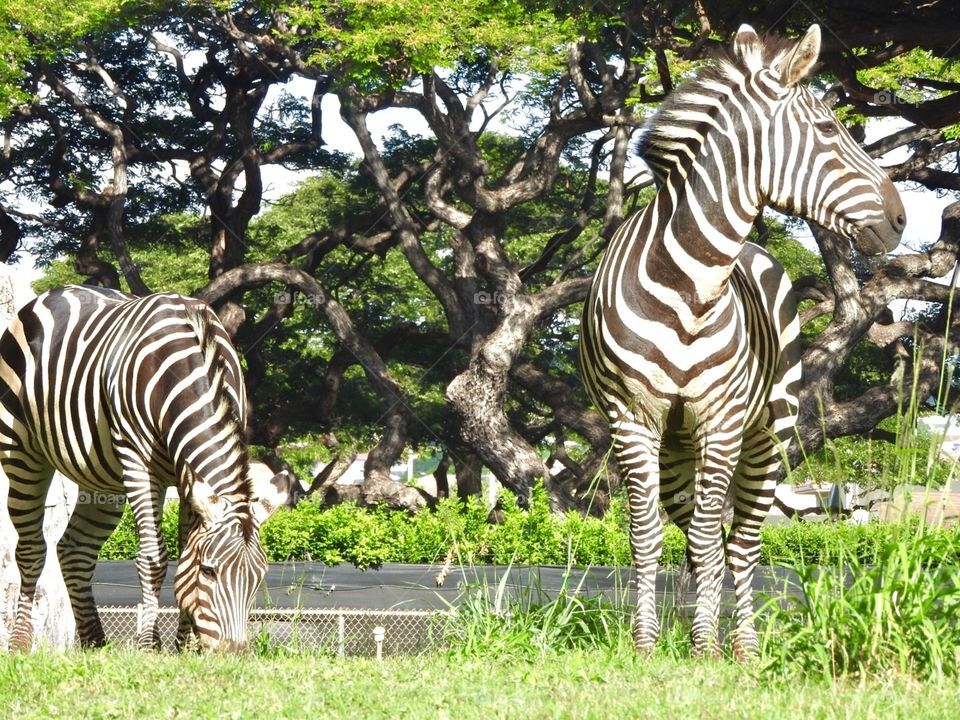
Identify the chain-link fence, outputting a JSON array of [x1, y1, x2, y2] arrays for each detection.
[[97, 606, 451, 656]]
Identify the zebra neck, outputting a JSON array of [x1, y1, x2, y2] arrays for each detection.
[[640, 156, 761, 316], [172, 440, 248, 499]]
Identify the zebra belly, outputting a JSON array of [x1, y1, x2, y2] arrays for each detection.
[[45, 443, 124, 494], [24, 406, 126, 493]]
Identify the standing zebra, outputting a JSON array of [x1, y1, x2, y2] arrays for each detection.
[[0, 286, 295, 651], [579, 24, 904, 658]]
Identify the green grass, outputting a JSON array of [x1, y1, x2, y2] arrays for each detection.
[[8, 522, 960, 717], [760, 523, 960, 680], [2, 648, 960, 720]]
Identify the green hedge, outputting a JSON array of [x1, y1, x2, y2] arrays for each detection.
[[98, 483, 960, 570], [98, 502, 181, 561]]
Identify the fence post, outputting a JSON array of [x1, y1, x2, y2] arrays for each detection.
[[337, 613, 346, 657], [373, 625, 384, 662]]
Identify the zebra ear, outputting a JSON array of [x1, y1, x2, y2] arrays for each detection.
[[779, 24, 821, 86], [733, 24, 762, 71], [191, 481, 225, 526], [250, 469, 298, 526]]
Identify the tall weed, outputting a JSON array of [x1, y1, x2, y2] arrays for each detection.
[[443, 565, 632, 659], [760, 524, 960, 680]]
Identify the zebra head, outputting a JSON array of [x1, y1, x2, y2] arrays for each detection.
[[175, 468, 297, 652], [733, 24, 905, 254]]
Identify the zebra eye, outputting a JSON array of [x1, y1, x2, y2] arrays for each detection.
[[199, 563, 217, 579], [817, 120, 838, 136]]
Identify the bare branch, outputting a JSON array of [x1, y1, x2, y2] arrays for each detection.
[[339, 95, 467, 335]]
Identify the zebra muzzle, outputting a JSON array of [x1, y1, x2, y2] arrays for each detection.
[[854, 183, 906, 255], [856, 217, 904, 255]]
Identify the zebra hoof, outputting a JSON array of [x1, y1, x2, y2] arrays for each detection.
[[632, 627, 658, 655], [9, 630, 33, 653], [689, 633, 722, 659], [732, 636, 759, 663], [136, 631, 162, 652], [78, 633, 108, 650]]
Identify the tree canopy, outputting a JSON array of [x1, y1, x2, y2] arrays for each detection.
[[2, 0, 959, 512]]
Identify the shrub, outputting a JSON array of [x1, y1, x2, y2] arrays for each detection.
[[787, 418, 958, 491], [98, 484, 960, 576], [760, 519, 960, 567], [487, 486, 566, 565], [259, 500, 401, 567], [99, 503, 179, 560]]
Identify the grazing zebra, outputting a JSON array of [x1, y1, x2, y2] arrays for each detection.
[[0, 286, 295, 651], [579, 24, 905, 658]]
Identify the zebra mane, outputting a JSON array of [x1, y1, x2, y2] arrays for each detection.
[[183, 303, 251, 499], [636, 33, 799, 184]]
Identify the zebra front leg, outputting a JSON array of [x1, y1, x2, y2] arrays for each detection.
[[686, 484, 728, 657], [174, 502, 198, 653], [687, 437, 740, 657], [57, 493, 126, 648], [726, 433, 781, 661], [616, 426, 663, 653], [5, 462, 55, 652], [175, 612, 199, 653], [125, 473, 168, 650]]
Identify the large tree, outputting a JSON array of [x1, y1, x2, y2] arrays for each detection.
[[2, 0, 959, 512]]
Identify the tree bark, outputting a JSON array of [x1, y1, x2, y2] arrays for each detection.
[[433, 453, 452, 500], [446, 301, 549, 501], [510, 362, 617, 513]]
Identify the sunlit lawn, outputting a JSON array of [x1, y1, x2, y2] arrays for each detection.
[[2, 648, 959, 720]]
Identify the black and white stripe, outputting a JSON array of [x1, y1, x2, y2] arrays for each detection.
[[0, 285, 294, 651], [579, 24, 904, 658]]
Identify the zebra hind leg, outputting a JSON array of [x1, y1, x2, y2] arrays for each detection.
[[659, 448, 696, 627], [726, 434, 780, 661], [56, 493, 127, 648], [5, 461, 55, 652], [616, 427, 663, 653]]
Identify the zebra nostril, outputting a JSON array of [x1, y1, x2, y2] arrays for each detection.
[[895, 213, 906, 231]]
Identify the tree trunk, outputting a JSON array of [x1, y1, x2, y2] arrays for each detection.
[[510, 361, 617, 514], [433, 453, 451, 500], [454, 452, 483, 503], [446, 213, 550, 500], [0, 268, 76, 649], [75, 219, 120, 289], [361, 407, 427, 511], [447, 345, 548, 502]]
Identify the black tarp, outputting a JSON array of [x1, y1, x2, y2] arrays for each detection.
[[92, 561, 802, 612]]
